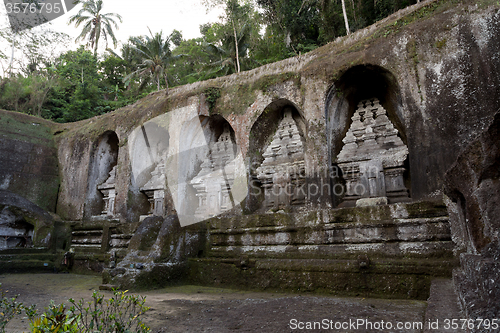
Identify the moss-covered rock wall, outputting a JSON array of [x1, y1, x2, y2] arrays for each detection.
[[0, 110, 59, 212]]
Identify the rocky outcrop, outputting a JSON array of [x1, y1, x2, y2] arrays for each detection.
[[444, 112, 500, 329], [103, 215, 206, 289]]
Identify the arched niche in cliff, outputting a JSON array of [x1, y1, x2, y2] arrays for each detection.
[[0, 207, 34, 249], [130, 120, 170, 219], [177, 115, 240, 221], [247, 99, 307, 213], [84, 131, 119, 218], [326, 65, 411, 207]]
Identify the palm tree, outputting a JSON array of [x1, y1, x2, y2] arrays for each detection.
[[124, 28, 182, 92], [68, 0, 122, 56], [202, 22, 252, 78]]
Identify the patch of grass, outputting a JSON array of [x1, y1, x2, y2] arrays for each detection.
[[435, 38, 447, 50]]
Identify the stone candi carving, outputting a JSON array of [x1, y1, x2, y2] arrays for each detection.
[[190, 126, 237, 218], [336, 98, 410, 206], [141, 153, 168, 217], [256, 109, 306, 210], [97, 165, 117, 216]]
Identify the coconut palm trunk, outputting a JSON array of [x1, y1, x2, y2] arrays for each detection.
[[341, 0, 350, 35], [232, 20, 240, 73]]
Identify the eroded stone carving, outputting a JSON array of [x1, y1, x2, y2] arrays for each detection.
[[336, 98, 409, 206], [256, 109, 306, 210], [97, 165, 117, 216], [0, 207, 33, 249], [141, 153, 168, 217], [190, 125, 237, 218]]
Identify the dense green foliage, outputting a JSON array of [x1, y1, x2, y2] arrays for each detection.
[[0, 0, 419, 123]]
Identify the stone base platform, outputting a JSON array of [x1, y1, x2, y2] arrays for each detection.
[[188, 200, 458, 299]]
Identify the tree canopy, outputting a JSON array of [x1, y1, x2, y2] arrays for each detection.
[[0, 0, 420, 123]]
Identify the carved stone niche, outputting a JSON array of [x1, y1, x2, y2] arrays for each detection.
[[336, 98, 410, 207], [97, 165, 117, 216], [256, 109, 306, 210], [189, 125, 237, 218], [140, 152, 168, 218]]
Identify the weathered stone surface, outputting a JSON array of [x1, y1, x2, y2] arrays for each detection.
[[0, 111, 59, 212], [103, 215, 206, 289], [0, 190, 54, 249], [444, 112, 500, 329]]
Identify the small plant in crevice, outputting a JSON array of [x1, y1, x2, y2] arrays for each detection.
[[204, 87, 222, 115]]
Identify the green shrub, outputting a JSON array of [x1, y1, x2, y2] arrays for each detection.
[[0, 284, 24, 333], [29, 301, 79, 333], [1, 283, 151, 333], [68, 290, 150, 333]]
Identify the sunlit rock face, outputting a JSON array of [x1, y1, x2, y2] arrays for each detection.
[[97, 165, 117, 216], [190, 125, 238, 218], [337, 98, 409, 207], [256, 109, 306, 210]]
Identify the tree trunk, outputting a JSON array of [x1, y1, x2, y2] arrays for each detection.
[[164, 74, 169, 96], [9, 34, 16, 76], [232, 20, 240, 73], [341, 0, 350, 35]]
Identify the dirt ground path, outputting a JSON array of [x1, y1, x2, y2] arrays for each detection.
[[1, 273, 427, 333]]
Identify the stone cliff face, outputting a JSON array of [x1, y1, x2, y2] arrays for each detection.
[[445, 112, 500, 327], [0, 0, 499, 314], [52, 0, 500, 223]]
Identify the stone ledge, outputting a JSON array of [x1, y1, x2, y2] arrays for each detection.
[[209, 241, 456, 259]]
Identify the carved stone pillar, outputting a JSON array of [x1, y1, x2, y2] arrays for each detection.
[[256, 109, 306, 210], [336, 98, 410, 207], [190, 125, 238, 218], [97, 165, 117, 216], [140, 154, 168, 217]]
